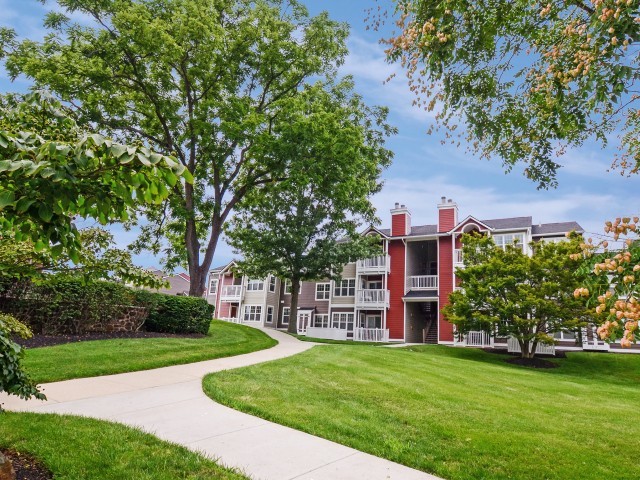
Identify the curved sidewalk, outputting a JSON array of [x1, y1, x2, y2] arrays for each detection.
[[1, 328, 441, 480]]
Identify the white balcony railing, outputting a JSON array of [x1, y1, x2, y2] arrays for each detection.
[[354, 327, 390, 343], [356, 255, 389, 273], [454, 249, 464, 265], [219, 317, 241, 324], [220, 285, 242, 301], [356, 289, 390, 308], [409, 275, 438, 290]]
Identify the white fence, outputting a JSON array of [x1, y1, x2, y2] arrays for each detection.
[[219, 317, 241, 324], [356, 289, 390, 307], [354, 328, 390, 343], [356, 255, 389, 272], [581, 327, 610, 351], [466, 331, 493, 347], [409, 275, 438, 290], [306, 327, 348, 341], [507, 337, 556, 355]]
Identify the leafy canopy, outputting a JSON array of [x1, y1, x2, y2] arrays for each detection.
[[377, 0, 640, 188], [1, 0, 357, 295], [444, 233, 589, 358], [0, 91, 188, 260]]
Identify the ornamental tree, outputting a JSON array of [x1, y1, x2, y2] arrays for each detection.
[[1, 0, 357, 296], [0, 91, 188, 260], [0, 313, 45, 409], [226, 80, 393, 334], [374, 0, 640, 188], [443, 233, 589, 359], [575, 217, 640, 346]]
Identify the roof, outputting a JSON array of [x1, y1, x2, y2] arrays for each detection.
[[481, 216, 533, 230], [532, 222, 584, 236], [408, 224, 438, 236], [403, 290, 438, 299]]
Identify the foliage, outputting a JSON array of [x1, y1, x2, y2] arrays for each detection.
[[374, 0, 640, 188], [443, 233, 589, 358], [204, 345, 640, 480], [0, 0, 364, 295], [0, 228, 168, 288], [0, 91, 188, 259], [143, 293, 213, 335], [0, 313, 45, 408], [23, 321, 276, 383], [226, 79, 393, 333], [576, 216, 640, 346]]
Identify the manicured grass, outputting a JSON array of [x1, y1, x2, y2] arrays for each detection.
[[25, 320, 277, 383], [0, 412, 247, 479], [203, 345, 640, 480]]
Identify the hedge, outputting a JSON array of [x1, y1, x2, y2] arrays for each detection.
[[137, 292, 214, 335]]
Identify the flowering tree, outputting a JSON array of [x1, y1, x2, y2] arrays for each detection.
[[575, 217, 640, 347], [372, 0, 640, 188]]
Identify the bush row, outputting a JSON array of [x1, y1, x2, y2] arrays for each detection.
[[0, 276, 214, 335]]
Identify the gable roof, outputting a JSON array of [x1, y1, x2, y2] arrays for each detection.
[[481, 216, 533, 230], [532, 221, 584, 236]]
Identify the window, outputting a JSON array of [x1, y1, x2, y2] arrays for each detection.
[[284, 280, 301, 295], [331, 312, 354, 330], [314, 314, 329, 328], [492, 233, 525, 252], [269, 276, 276, 292], [359, 314, 382, 329], [334, 279, 356, 297], [208, 278, 218, 295], [282, 307, 290, 325], [554, 331, 576, 341], [246, 279, 264, 291], [266, 306, 274, 323], [366, 280, 382, 290], [316, 283, 331, 300], [243, 305, 262, 322]]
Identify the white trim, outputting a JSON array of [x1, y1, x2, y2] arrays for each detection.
[[333, 278, 356, 297], [268, 276, 276, 293], [246, 278, 265, 291], [281, 306, 290, 325], [448, 215, 492, 234], [315, 282, 331, 301], [242, 304, 263, 322], [266, 305, 274, 323]]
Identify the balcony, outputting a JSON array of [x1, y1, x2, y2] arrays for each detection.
[[220, 285, 242, 301], [354, 327, 389, 342], [409, 275, 438, 290], [356, 255, 389, 274], [454, 249, 464, 267], [356, 289, 390, 308]]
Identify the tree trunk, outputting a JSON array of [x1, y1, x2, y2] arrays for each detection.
[[287, 277, 300, 334], [188, 265, 207, 297]]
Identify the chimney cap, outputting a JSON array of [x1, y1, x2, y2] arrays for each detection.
[[394, 202, 400, 208], [441, 196, 446, 203]]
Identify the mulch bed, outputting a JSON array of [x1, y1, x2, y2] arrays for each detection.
[[16, 331, 206, 349], [2, 449, 53, 480], [482, 347, 565, 369]]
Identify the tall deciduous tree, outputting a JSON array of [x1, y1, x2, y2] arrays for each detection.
[[0, 91, 187, 259], [374, 0, 640, 188], [443, 233, 589, 359], [227, 80, 393, 334], [1, 0, 354, 295]]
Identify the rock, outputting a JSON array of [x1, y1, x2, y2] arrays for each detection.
[[0, 452, 16, 480]]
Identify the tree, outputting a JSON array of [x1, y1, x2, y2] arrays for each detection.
[[1, 0, 357, 295], [0, 313, 45, 410], [373, 0, 640, 188], [443, 233, 589, 359], [575, 217, 640, 347], [226, 80, 393, 333], [0, 91, 188, 260]]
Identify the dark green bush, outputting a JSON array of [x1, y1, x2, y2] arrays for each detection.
[[143, 294, 213, 335]]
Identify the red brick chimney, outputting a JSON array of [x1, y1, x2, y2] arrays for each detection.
[[390, 202, 411, 236], [437, 196, 458, 232]]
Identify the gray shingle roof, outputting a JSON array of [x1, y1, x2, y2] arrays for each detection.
[[481, 216, 533, 230], [403, 290, 438, 299], [409, 224, 438, 236], [532, 222, 583, 236]]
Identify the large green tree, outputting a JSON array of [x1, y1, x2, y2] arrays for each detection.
[[0, 91, 187, 259], [227, 80, 393, 334], [443, 233, 589, 359], [1, 0, 355, 295], [376, 0, 640, 188]]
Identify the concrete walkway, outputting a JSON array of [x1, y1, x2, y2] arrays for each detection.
[[1, 328, 441, 480]]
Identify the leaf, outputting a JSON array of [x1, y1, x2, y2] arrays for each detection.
[[38, 203, 54, 222], [0, 191, 15, 209]]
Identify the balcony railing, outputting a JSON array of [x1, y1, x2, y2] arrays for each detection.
[[356, 255, 389, 273], [220, 285, 242, 301], [354, 328, 389, 343], [454, 249, 464, 265], [356, 289, 390, 308], [409, 275, 438, 290], [219, 317, 241, 324]]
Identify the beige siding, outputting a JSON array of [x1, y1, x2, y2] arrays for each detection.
[[340, 262, 356, 278]]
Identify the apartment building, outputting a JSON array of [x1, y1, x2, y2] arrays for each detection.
[[205, 198, 585, 347]]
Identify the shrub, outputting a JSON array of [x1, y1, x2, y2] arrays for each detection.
[[0, 313, 45, 408], [143, 294, 213, 335]]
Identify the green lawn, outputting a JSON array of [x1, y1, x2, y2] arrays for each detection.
[[25, 320, 276, 383], [0, 412, 247, 479], [289, 333, 392, 345], [203, 345, 640, 480]]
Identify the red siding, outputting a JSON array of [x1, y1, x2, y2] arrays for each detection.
[[438, 208, 456, 232], [391, 214, 407, 236], [438, 236, 454, 342], [388, 239, 406, 340]]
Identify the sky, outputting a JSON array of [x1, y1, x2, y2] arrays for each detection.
[[0, 0, 633, 272]]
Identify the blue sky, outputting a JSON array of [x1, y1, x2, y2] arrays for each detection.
[[0, 0, 632, 271]]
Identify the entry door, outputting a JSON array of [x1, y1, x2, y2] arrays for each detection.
[[365, 314, 382, 329], [297, 311, 312, 335]]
